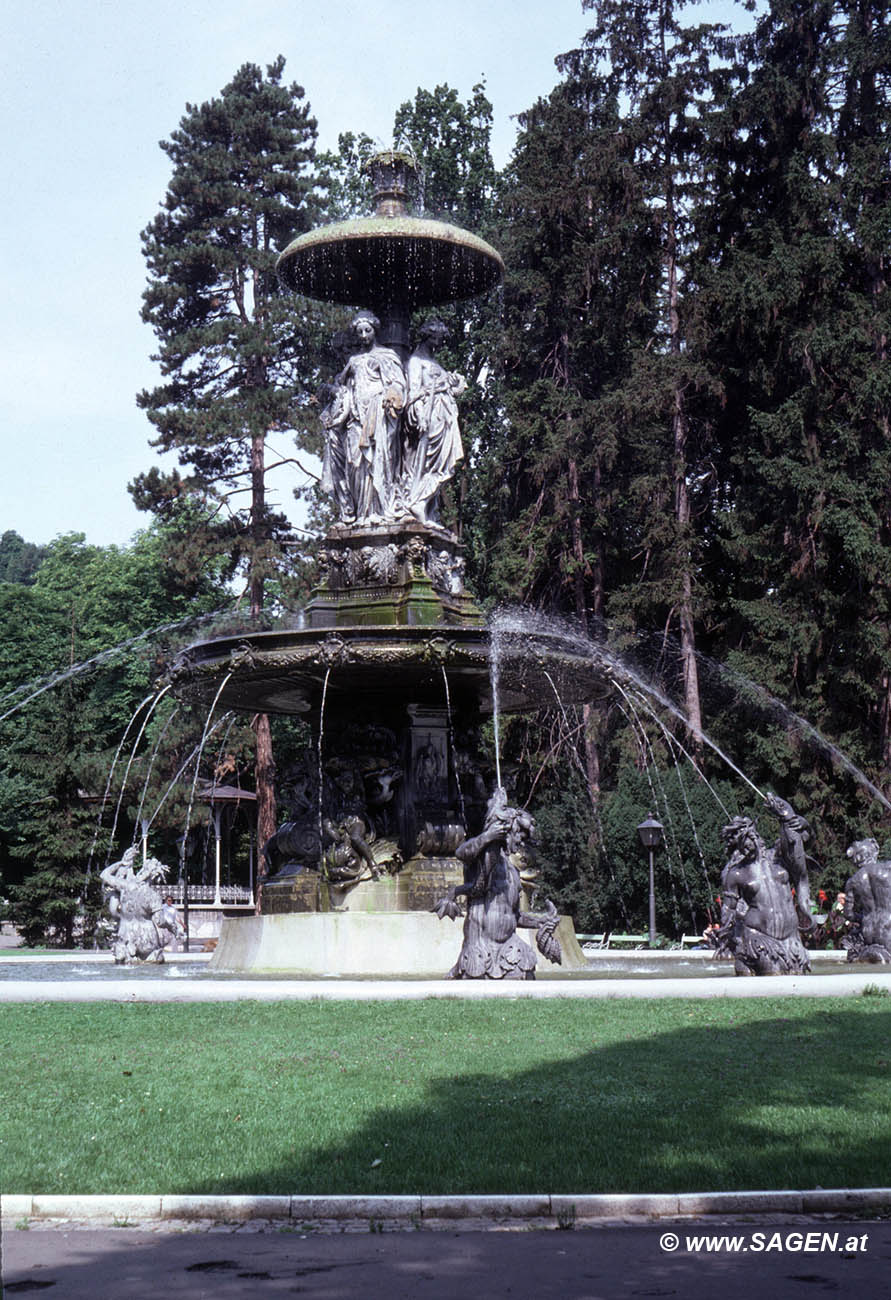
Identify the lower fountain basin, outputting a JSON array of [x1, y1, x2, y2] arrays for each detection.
[[169, 623, 611, 716], [207, 912, 586, 977]]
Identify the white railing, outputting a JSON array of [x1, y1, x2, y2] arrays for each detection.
[[167, 883, 254, 906]]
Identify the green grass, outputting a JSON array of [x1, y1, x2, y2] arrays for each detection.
[[2, 998, 890, 1195]]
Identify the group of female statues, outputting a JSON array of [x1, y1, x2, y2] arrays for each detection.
[[320, 310, 466, 527]]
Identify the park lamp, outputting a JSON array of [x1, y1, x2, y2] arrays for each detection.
[[637, 813, 664, 946], [637, 814, 664, 850]]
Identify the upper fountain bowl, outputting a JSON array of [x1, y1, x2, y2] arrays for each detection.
[[276, 151, 503, 311]]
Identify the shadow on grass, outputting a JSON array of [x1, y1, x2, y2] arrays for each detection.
[[194, 1003, 891, 1196]]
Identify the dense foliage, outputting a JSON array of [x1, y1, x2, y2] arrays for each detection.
[[0, 530, 237, 944]]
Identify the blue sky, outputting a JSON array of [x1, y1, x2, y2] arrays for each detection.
[[1, 0, 752, 548]]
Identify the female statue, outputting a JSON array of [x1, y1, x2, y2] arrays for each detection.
[[321, 310, 406, 524], [402, 318, 466, 524]]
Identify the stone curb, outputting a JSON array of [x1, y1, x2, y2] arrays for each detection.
[[3, 1189, 891, 1226]]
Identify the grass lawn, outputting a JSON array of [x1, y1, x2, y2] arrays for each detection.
[[2, 997, 890, 1195]]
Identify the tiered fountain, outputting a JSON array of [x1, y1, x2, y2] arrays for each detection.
[[170, 153, 597, 975]]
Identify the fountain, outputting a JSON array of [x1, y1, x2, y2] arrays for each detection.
[[152, 151, 882, 982], [167, 152, 598, 976]]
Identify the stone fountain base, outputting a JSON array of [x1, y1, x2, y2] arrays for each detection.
[[208, 912, 585, 978]]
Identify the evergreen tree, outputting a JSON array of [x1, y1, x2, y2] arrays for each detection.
[[693, 0, 891, 832], [574, 0, 743, 748], [133, 58, 323, 854], [0, 531, 45, 585], [467, 60, 661, 801]]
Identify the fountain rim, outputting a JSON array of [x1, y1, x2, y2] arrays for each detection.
[[166, 621, 612, 717], [175, 622, 599, 665], [276, 216, 504, 288]]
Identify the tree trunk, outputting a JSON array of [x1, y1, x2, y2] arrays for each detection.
[[568, 454, 601, 805], [879, 671, 891, 779], [249, 421, 276, 912], [666, 174, 703, 751]]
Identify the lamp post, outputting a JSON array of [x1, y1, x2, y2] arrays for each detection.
[[637, 813, 664, 946]]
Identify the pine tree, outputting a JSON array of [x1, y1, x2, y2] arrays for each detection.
[[133, 58, 323, 856], [693, 0, 891, 831], [462, 54, 663, 804], [574, 0, 743, 746]]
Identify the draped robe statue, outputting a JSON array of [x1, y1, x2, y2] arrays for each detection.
[[401, 318, 466, 524], [321, 310, 406, 524]]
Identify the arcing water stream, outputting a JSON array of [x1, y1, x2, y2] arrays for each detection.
[[488, 606, 889, 816]]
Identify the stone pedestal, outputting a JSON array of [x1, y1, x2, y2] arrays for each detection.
[[401, 856, 464, 911], [305, 522, 482, 630]]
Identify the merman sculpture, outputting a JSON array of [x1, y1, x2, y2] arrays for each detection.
[[433, 787, 562, 979], [100, 846, 183, 964], [843, 838, 891, 963], [715, 813, 811, 976]]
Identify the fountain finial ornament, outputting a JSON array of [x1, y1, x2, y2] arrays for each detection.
[[364, 149, 417, 217]]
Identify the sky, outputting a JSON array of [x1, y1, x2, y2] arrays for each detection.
[[1, 0, 751, 550]]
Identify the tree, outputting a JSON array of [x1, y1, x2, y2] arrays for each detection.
[[393, 82, 497, 228], [133, 57, 324, 857], [0, 529, 230, 944], [462, 54, 664, 805], [0, 531, 45, 585], [575, 0, 746, 749], [689, 0, 891, 836]]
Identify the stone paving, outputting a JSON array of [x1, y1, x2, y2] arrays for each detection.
[[3, 968, 891, 1001]]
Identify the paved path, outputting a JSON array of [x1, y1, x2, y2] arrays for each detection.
[[3, 969, 891, 1001], [4, 1219, 890, 1298]]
